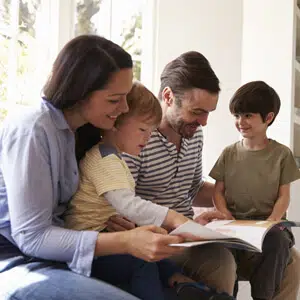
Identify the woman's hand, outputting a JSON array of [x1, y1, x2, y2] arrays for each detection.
[[123, 225, 185, 262]]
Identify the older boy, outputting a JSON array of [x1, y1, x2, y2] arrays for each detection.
[[210, 81, 300, 300]]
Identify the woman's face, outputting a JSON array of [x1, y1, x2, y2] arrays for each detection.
[[80, 68, 133, 130]]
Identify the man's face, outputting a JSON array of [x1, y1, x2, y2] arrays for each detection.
[[165, 88, 218, 139]]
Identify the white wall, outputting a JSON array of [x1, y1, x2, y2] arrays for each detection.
[[153, 0, 243, 176], [241, 0, 300, 255], [153, 2, 299, 298], [241, 0, 295, 147]]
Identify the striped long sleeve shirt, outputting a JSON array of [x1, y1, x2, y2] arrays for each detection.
[[122, 128, 204, 218]]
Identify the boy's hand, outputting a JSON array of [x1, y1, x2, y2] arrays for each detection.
[[106, 215, 136, 231], [267, 215, 281, 222]]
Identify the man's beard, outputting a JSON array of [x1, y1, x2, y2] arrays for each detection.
[[170, 119, 200, 139]]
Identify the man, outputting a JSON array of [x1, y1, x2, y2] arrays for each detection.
[[108, 51, 300, 299]]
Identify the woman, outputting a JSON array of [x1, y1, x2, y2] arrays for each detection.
[[0, 35, 184, 300]]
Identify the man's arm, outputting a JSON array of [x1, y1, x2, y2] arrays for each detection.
[[192, 181, 214, 207], [122, 153, 141, 183]]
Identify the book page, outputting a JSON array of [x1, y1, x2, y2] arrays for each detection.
[[170, 220, 232, 240], [206, 220, 274, 250], [170, 239, 258, 251], [169, 219, 299, 250]]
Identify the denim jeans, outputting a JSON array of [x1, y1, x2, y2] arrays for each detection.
[[91, 255, 180, 300], [234, 226, 294, 299], [0, 234, 178, 300]]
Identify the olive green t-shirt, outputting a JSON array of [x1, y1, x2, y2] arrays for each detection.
[[209, 140, 300, 219]]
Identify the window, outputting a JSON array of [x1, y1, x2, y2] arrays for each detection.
[[0, 0, 151, 123], [74, 0, 144, 80], [0, 0, 52, 120]]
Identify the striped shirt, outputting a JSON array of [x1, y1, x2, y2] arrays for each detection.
[[122, 127, 204, 218]]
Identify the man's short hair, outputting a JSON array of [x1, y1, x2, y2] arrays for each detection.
[[159, 51, 220, 104], [229, 81, 281, 126]]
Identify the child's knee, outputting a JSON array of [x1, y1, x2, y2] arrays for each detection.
[[264, 228, 292, 251], [131, 256, 157, 270]]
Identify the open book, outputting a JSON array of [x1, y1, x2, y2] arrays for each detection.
[[169, 219, 300, 252]]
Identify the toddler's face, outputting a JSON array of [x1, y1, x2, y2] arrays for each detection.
[[115, 115, 156, 156]]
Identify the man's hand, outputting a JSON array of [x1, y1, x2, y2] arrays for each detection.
[[106, 215, 136, 232], [222, 210, 235, 220], [194, 210, 227, 225]]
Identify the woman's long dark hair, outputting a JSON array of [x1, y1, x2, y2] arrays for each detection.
[[43, 35, 133, 161], [75, 124, 103, 161]]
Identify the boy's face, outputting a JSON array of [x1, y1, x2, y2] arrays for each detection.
[[233, 112, 271, 138], [115, 115, 156, 156]]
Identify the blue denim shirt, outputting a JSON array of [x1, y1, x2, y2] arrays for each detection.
[[0, 100, 98, 276]]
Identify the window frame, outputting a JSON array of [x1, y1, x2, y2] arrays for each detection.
[[0, 0, 156, 113]]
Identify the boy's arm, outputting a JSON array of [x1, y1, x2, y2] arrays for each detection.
[[267, 184, 290, 221], [268, 147, 300, 221], [214, 181, 234, 220], [104, 189, 189, 231]]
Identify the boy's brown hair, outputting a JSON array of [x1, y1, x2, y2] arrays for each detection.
[[116, 81, 162, 127], [229, 81, 281, 126]]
